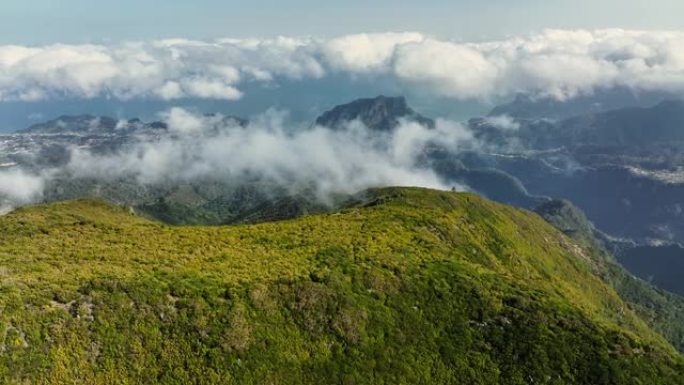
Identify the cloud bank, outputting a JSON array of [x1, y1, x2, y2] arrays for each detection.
[[3, 30, 684, 102], [0, 109, 474, 211], [0, 169, 45, 213], [64, 110, 471, 200]]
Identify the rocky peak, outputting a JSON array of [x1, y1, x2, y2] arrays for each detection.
[[315, 95, 435, 131]]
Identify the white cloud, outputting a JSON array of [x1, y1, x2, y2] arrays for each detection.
[[321, 32, 424, 72], [181, 78, 243, 100], [483, 115, 520, 131], [162, 107, 205, 135], [2, 30, 684, 102], [58, 108, 471, 201], [0, 169, 44, 203], [156, 81, 184, 100], [393, 39, 499, 99]]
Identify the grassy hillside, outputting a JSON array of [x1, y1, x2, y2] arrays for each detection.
[[535, 199, 684, 352], [0, 187, 682, 384]]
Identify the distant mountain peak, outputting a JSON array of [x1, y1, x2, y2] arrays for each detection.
[[17, 113, 249, 135], [18, 115, 145, 135], [488, 88, 671, 120], [315, 95, 435, 131], [19, 115, 118, 134]]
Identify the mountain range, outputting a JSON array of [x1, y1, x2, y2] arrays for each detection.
[[3, 93, 684, 382], [2, 95, 684, 296]]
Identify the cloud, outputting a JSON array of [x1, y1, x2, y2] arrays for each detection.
[[321, 32, 424, 72], [3, 30, 684, 102], [482, 115, 520, 131], [393, 39, 499, 99], [177, 78, 243, 100], [0, 169, 44, 213], [162, 107, 205, 134], [12, 108, 469, 204]]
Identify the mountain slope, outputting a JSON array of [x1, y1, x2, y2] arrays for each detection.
[[0, 187, 682, 384], [557, 99, 684, 147], [488, 89, 669, 120], [479, 99, 684, 149], [535, 199, 684, 352]]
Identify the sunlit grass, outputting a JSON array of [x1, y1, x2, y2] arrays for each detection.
[[0, 188, 681, 384]]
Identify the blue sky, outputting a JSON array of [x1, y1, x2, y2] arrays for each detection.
[[2, 0, 684, 44]]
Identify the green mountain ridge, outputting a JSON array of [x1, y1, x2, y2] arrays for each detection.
[[0, 187, 682, 384]]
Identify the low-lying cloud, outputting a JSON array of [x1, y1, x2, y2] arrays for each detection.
[[482, 115, 520, 132], [0, 169, 45, 213], [66, 109, 471, 200], [2, 30, 684, 102], [0, 109, 474, 210]]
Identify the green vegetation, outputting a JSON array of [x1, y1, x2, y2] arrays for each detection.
[[0, 187, 682, 384], [535, 199, 684, 353]]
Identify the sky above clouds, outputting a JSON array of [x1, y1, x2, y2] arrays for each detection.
[[3, 0, 684, 206], [1, 1, 684, 131], [1, 0, 684, 44], [3, 30, 684, 104]]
